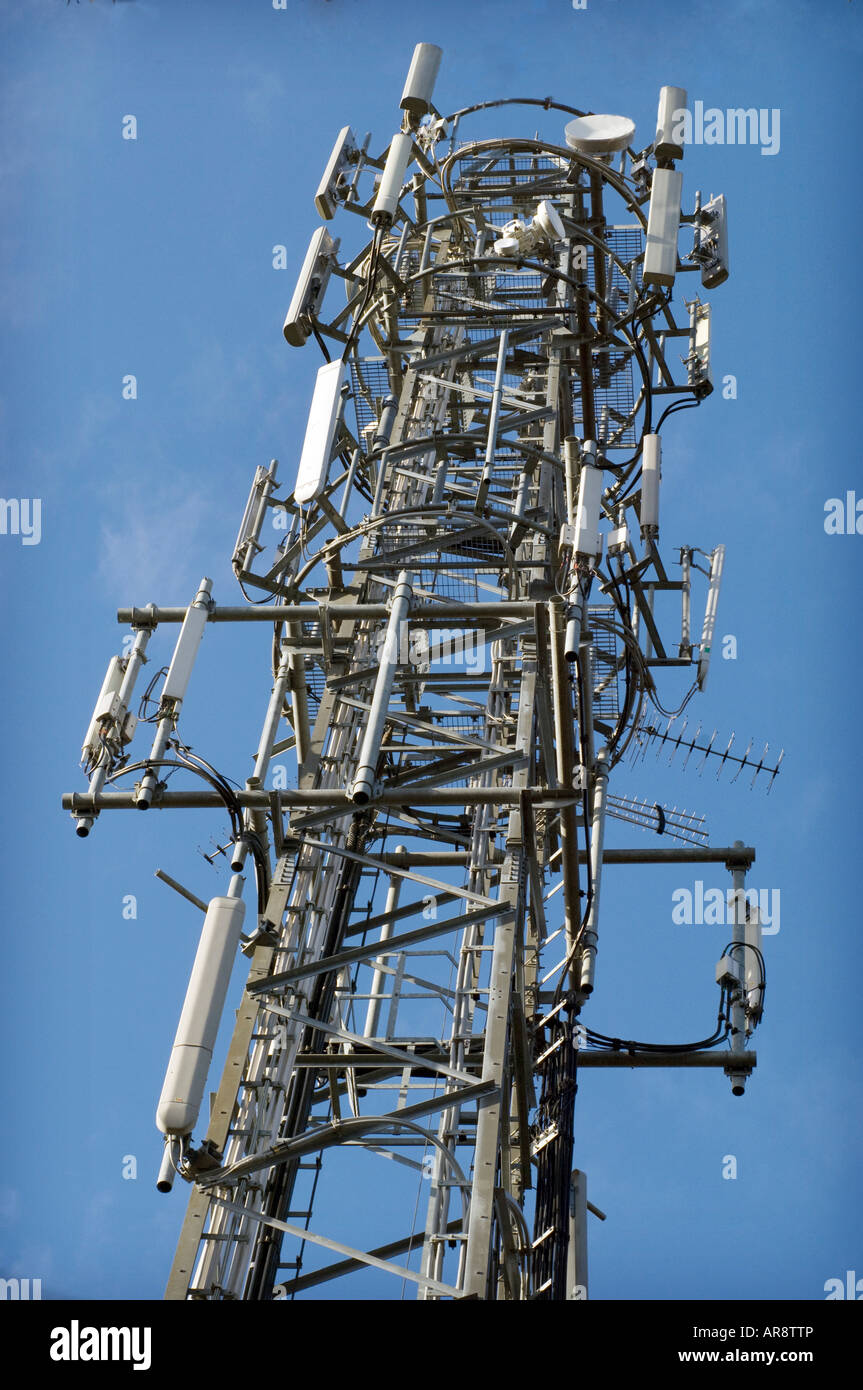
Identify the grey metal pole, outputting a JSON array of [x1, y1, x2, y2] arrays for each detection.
[[230, 645, 293, 872], [475, 329, 508, 512], [350, 571, 413, 804], [726, 840, 749, 1095], [566, 1169, 588, 1299], [117, 601, 537, 625], [363, 854, 405, 1038], [680, 546, 692, 658], [579, 747, 609, 995], [548, 599, 582, 977]]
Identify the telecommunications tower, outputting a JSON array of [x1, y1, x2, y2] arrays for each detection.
[[65, 45, 777, 1300]]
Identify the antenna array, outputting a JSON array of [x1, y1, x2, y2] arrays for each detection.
[[64, 47, 773, 1301]]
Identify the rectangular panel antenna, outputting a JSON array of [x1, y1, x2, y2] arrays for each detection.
[[294, 358, 346, 504], [643, 168, 683, 287]]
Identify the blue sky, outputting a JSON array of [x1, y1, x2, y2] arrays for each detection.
[[1, 0, 861, 1301]]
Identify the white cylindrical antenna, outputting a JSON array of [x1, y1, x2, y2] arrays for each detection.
[[294, 359, 347, 504], [643, 167, 683, 287], [655, 86, 687, 161], [640, 434, 661, 539], [400, 43, 443, 120], [372, 132, 414, 225], [351, 571, 413, 804], [156, 895, 246, 1137], [697, 545, 725, 689], [564, 616, 580, 663]]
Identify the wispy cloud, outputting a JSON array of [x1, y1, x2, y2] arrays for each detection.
[[98, 486, 221, 597], [237, 64, 287, 127], [0, 1186, 21, 1224]]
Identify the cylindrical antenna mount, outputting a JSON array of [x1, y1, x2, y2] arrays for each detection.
[[372, 133, 414, 224]]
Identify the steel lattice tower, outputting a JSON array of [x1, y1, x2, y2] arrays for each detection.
[[65, 46, 774, 1301]]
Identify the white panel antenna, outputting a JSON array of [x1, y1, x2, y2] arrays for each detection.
[[699, 193, 729, 288], [655, 86, 687, 161], [643, 167, 683, 287], [573, 454, 603, 559], [163, 597, 210, 702], [400, 43, 442, 119], [640, 434, 661, 539], [315, 126, 358, 220], [81, 657, 125, 764], [283, 226, 340, 347], [294, 358, 347, 504], [688, 300, 713, 396], [232, 461, 278, 569]]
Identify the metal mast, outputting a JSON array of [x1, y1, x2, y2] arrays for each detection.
[[64, 47, 772, 1300]]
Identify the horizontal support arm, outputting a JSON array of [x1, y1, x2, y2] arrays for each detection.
[[118, 602, 535, 626]]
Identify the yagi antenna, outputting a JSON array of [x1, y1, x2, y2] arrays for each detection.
[[633, 712, 784, 791], [606, 792, 708, 846]]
